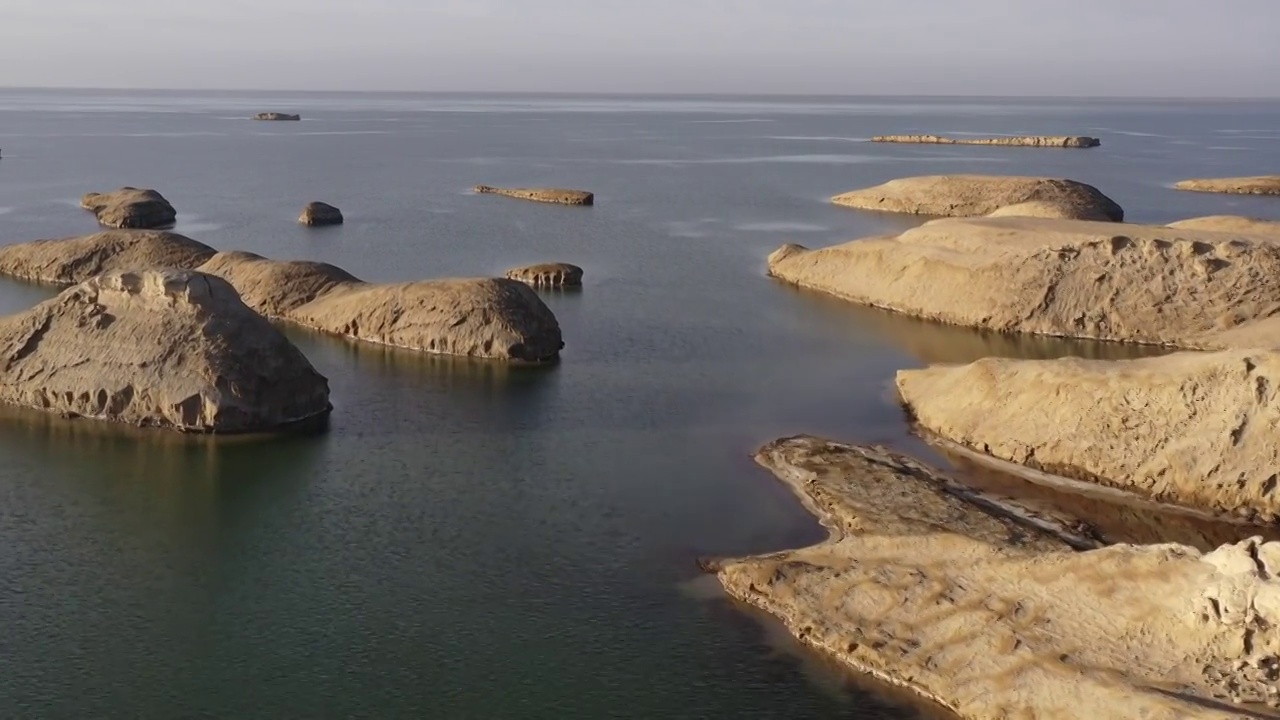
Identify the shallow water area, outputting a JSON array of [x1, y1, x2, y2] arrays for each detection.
[[1, 90, 1279, 718]]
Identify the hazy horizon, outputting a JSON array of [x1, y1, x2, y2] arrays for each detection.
[[4, 0, 1278, 98]]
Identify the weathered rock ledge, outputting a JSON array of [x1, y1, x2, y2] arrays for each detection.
[[767, 216, 1280, 348], [0, 269, 331, 432], [1168, 215, 1280, 235], [897, 349, 1280, 521], [473, 185, 594, 206], [0, 233, 564, 363], [714, 436, 1280, 719], [831, 175, 1123, 220], [0, 230, 215, 285], [505, 263, 583, 288], [253, 112, 301, 121], [873, 134, 1100, 148], [80, 187, 177, 229], [1175, 176, 1280, 196]]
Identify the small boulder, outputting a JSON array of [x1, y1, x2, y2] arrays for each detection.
[[505, 263, 583, 288], [831, 175, 1124, 221], [253, 112, 301, 121], [80, 187, 177, 229], [0, 269, 331, 432], [474, 185, 594, 206], [298, 202, 344, 227], [1174, 176, 1280, 195]]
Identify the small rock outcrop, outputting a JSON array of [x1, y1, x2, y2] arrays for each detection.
[[897, 349, 1280, 521], [0, 230, 215, 285], [292, 278, 563, 362], [716, 436, 1280, 720], [253, 112, 301, 121], [873, 134, 1100, 148], [298, 202, 344, 226], [80, 187, 177, 229], [767, 216, 1280, 348], [473, 185, 594, 206], [505, 263, 583, 288], [1175, 176, 1280, 195], [1167, 215, 1280, 235], [0, 269, 331, 432], [831, 175, 1124, 221], [195, 251, 359, 318]]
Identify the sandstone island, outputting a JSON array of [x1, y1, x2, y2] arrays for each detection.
[[0, 231, 565, 363], [81, 187, 177, 229], [1174, 176, 1280, 195], [474, 185, 594, 206], [505, 263, 584, 289], [298, 202, 343, 226], [873, 134, 1101, 148], [830, 175, 1124, 220], [0, 268, 331, 432]]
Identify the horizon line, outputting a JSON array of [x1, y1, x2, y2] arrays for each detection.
[[1, 85, 1277, 102]]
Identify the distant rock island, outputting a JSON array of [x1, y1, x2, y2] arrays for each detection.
[[80, 187, 177, 229], [253, 112, 301, 121], [873, 134, 1101, 148], [1174, 176, 1280, 195], [474, 185, 594, 206]]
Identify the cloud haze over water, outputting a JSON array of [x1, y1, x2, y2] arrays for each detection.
[[3, 0, 1277, 96]]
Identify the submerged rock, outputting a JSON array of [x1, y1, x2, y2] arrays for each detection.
[[80, 187, 177, 229], [831, 175, 1123, 221], [897, 349, 1280, 521], [716, 436, 1280, 719], [298, 202, 343, 226], [0, 230, 215, 285], [473, 185, 594, 206], [253, 112, 301, 121], [873, 134, 1100, 148], [1175, 176, 1280, 195], [767, 216, 1280, 348], [0, 269, 330, 432], [505, 263, 583, 288]]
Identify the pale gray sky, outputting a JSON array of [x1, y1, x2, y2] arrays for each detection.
[[3, 0, 1276, 96]]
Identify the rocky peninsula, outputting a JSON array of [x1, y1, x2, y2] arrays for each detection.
[[873, 134, 1100, 148], [253, 112, 301, 121], [0, 233, 565, 363], [714, 436, 1280, 719], [831, 175, 1123, 220], [1175, 176, 1280, 195], [80, 187, 177, 229], [473, 185, 594, 206], [767, 216, 1280, 348], [505, 263, 583, 288], [298, 202, 344, 226], [0, 269, 331, 432]]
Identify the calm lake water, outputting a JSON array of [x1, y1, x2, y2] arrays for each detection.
[[1, 90, 1279, 719]]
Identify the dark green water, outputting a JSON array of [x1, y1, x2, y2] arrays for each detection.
[[1, 91, 1278, 718]]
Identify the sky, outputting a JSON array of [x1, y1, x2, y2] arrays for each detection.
[[2, 0, 1277, 96]]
